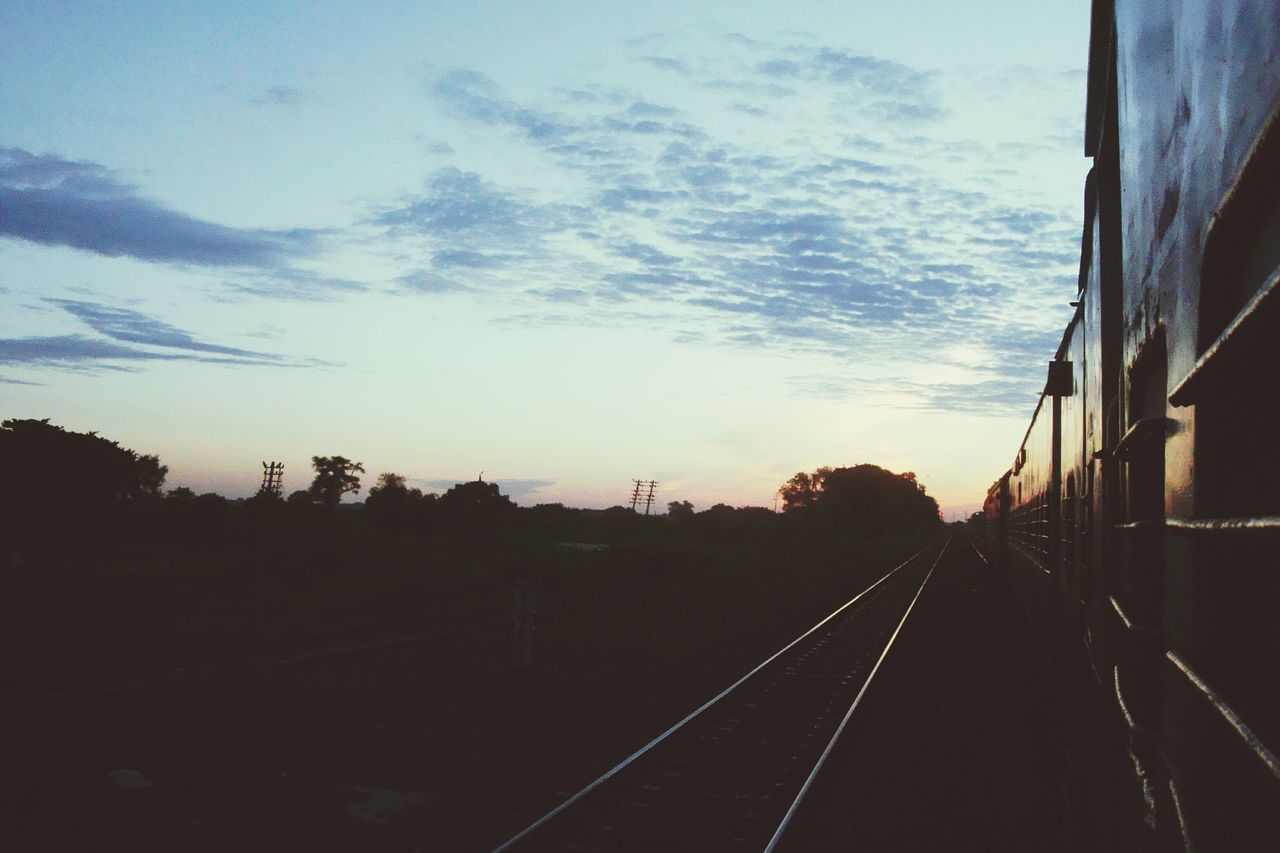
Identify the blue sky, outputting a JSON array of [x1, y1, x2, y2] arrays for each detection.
[[1, 1, 1089, 514]]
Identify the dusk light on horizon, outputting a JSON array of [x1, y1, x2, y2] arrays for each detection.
[[1, 1, 1091, 515]]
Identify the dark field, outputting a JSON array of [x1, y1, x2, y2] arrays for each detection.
[[2, 522, 927, 851]]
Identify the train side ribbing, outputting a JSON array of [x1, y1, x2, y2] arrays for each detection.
[[984, 2, 1280, 849]]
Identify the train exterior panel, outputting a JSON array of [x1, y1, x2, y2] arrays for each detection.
[[986, 2, 1280, 848]]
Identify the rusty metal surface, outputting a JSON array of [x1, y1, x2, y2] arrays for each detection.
[[988, 3, 1280, 846]]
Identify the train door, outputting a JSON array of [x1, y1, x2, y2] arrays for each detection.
[[1113, 332, 1169, 838]]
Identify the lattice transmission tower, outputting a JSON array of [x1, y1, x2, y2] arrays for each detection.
[[260, 461, 285, 497]]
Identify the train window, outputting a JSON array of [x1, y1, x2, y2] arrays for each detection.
[[1198, 116, 1280, 352], [1190, 112, 1280, 519]]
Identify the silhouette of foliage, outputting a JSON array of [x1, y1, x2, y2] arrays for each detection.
[[780, 467, 830, 511], [365, 472, 435, 533], [667, 500, 695, 520], [780, 464, 940, 533], [0, 418, 168, 541], [307, 455, 364, 507], [438, 479, 516, 538]]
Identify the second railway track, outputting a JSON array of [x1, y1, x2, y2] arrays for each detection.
[[492, 536, 952, 852]]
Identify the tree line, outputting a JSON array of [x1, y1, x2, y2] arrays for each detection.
[[1, 419, 942, 549]]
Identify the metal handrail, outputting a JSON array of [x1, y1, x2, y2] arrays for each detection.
[[1167, 775, 1196, 853], [1116, 517, 1280, 534], [1109, 416, 1170, 461], [1169, 268, 1280, 407], [1166, 516, 1280, 534], [1116, 520, 1165, 532], [1166, 651, 1280, 784], [1113, 665, 1161, 742], [1109, 595, 1161, 640]]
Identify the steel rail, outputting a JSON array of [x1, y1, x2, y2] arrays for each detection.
[[762, 537, 949, 852], [490, 538, 942, 852]]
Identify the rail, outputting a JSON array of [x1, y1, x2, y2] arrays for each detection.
[[763, 539, 948, 851], [492, 537, 945, 851]]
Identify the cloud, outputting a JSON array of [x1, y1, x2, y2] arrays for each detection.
[[0, 334, 188, 368], [0, 300, 333, 371], [429, 69, 572, 142], [394, 269, 471, 294], [220, 267, 367, 300], [250, 85, 309, 107], [48, 299, 277, 358], [405, 39, 1082, 412], [0, 147, 320, 268], [377, 167, 535, 239], [373, 167, 576, 279], [636, 55, 691, 75]]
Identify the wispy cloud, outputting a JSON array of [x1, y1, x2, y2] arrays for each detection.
[[48, 299, 279, 358], [636, 55, 691, 75], [0, 147, 320, 267], [403, 36, 1083, 410], [0, 334, 192, 368], [0, 299, 334, 371], [250, 84, 310, 107]]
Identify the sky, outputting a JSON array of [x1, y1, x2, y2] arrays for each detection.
[[1, 1, 1090, 515]]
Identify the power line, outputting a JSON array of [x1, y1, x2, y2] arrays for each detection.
[[628, 479, 659, 513]]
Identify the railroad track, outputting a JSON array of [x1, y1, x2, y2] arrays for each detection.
[[490, 536, 951, 852]]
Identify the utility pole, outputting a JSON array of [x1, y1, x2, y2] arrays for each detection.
[[629, 479, 659, 513], [643, 480, 658, 515], [260, 461, 284, 497]]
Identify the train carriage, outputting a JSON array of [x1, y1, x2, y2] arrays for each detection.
[[985, 2, 1280, 848]]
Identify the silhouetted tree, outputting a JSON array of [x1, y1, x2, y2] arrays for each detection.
[[365, 471, 429, 532], [439, 480, 513, 514], [438, 479, 515, 538], [780, 463, 939, 534], [667, 500, 695, 520], [307, 456, 364, 507], [780, 467, 831, 511], [286, 489, 312, 505], [133, 453, 167, 500], [0, 418, 168, 541]]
